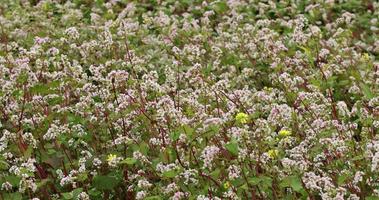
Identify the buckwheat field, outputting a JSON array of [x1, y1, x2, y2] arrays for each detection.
[[0, 0, 379, 199]]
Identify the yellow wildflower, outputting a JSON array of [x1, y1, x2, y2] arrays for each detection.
[[223, 181, 231, 189], [107, 154, 117, 162], [267, 149, 278, 159], [361, 53, 370, 62], [235, 112, 249, 124], [278, 130, 291, 137]]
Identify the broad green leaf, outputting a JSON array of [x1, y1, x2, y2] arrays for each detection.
[[23, 146, 33, 158], [73, 188, 84, 198], [225, 140, 239, 156], [249, 176, 272, 186], [204, 125, 220, 137], [212, 1, 229, 14], [352, 155, 364, 161], [5, 175, 21, 186], [360, 83, 374, 99], [3, 193, 22, 200], [77, 173, 88, 182], [93, 175, 121, 190], [120, 157, 137, 165], [366, 197, 379, 200], [170, 131, 180, 142], [62, 192, 74, 199], [0, 160, 9, 170], [248, 177, 261, 185], [182, 124, 194, 139], [88, 188, 102, 197], [210, 168, 221, 179], [145, 196, 162, 200], [139, 142, 149, 155], [337, 174, 349, 185], [289, 176, 303, 192], [299, 46, 314, 67], [281, 176, 303, 192], [162, 170, 179, 178]]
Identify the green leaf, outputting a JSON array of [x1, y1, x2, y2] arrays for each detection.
[[225, 140, 239, 156], [17, 72, 28, 84], [248, 177, 261, 185], [248, 176, 272, 187], [299, 46, 314, 67], [366, 197, 379, 200], [93, 175, 121, 190], [88, 188, 102, 197], [92, 95, 102, 103], [67, 113, 85, 124], [210, 168, 221, 179], [231, 178, 244, 187], [162, 170, 179, 178], [5, 175, 21, 186], [212, 1, 229, 14], [360, 83, 374, 99], [139, 142, 149, 155], [337, 174, 349, 185], [47, 96, 63, 105], [352, 155, 364, 161], [0, 160, 10, 170], [77, 173, 88, 182], [260, 176, 273, 186], [62, 192, 74, 199], [3, 193, 22, 200], [23, 146, 33, 158], [289, 176, 303, 192], [73, 188, 84, 198], [120, 157, 137, 165], [145, 196, 162, 200], [281, 176, 303, 192], [182, 124, 194, 139], [170, 131, 180, 142], [30, 84, 50, 94], [204, 125, 220, 137]]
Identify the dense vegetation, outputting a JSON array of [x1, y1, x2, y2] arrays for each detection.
[[0, 0, 378, 199]]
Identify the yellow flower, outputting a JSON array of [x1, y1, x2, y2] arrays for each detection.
[[223, 181, 231, 189], [235, 112, 249, 124], [361, 53, 370, 62], [278, 130, 291, 137], [267, 149, 278, 159], [107, 154, 117, 162]]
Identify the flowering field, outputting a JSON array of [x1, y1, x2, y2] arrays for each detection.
[[0, 0, 378, 199]]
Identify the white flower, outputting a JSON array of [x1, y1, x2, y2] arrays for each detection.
[[201, 145, 220, 169]]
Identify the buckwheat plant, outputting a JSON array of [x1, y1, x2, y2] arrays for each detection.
[[0, 0, 378, 199]]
